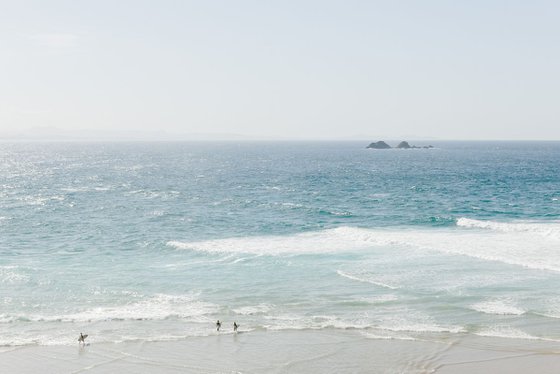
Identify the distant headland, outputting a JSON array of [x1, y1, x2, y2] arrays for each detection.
[[367, 141, 434, 149]]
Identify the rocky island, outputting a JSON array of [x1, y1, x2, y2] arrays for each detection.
[[367, 141, 433, 149], [366, 141, 392, 149]]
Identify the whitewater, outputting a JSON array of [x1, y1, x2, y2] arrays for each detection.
[[1, 141, 560, 347]]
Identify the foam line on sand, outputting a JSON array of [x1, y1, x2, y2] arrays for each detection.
[[2, 330, 560, 373]]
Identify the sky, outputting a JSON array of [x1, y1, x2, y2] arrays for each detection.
[[0, 0, 559, 140]]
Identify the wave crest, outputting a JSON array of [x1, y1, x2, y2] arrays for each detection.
[[457, 218, 560, 240], [168, 222, 560, 272]]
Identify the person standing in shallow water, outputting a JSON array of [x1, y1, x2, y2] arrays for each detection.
[[233, 322, 239, 332], [216, 320, 221, 331]]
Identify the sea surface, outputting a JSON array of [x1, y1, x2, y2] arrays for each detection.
[[1, 141, 560, 347]]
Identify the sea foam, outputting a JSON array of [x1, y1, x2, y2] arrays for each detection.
[[474, 326, 559, 342], [336, 270, 399, 289], [1, 294, 217, 323], [457, 217, 560, 240], [470, 298, 525, 316], [169, 220, 560, 272]]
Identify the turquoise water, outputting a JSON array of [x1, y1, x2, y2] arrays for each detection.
[[1, 141, 560, 345]]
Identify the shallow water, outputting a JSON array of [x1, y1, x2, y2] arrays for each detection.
[[1, 141, 560, 346]]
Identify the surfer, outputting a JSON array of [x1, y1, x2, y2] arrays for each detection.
[[233, 322, 239, 332], [216, 320, 222, 331], [78, 333, 88, 345]]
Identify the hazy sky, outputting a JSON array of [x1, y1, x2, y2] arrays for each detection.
[[1, 1, 559, 140]]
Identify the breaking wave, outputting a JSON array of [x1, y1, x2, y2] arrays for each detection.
[[457, 218, 560, 240], [469, 299, 525, 316], [0, 294, 217, 324], [168, 220, 560, 272]]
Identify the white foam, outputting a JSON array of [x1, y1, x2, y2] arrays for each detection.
[[356, 295, 399, 303], [372, 309, 466, 335], [231, 255, 262, 264], [475, 326, 558, 342], [17, 195, 48, 206], [533, 311, 560, 319], [470, 299, 525, 315], [0, 266, 30, 285], [232, 304, 273, 315], [378, 322, 464, 334], [150, 210, 165, 217], [0, 326, 223, 347], [3, 294, 218, 323], [361, 332, 422, 341], [336, 270, 399, 289], [531, 301, 560, 319], [167, 227, 406, 256], [457, 218, 560, 240], [279, 202, 303, 208], [258, 311, 464, 335], [168, 222, 560, 272], [61, 187, 90, 192], [261, 314, 372, 331]]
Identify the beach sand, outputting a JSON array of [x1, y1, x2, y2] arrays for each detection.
[[2, 330, 560, 373]]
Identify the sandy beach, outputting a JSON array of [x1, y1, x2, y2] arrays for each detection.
[[2, 330, 560, 373]]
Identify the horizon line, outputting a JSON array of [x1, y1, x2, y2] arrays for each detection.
[[1, 138, 560, 143]]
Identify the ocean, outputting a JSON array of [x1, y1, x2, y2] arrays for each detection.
[[1, 141, 560, 348]]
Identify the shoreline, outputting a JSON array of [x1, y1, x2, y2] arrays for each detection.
[[2, 330, 560, 373]]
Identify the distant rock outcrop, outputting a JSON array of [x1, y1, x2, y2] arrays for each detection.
[[366, 141, 391, 149], [366, 141, 434, 149]]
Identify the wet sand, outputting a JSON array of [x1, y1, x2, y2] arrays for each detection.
[[1, 330, 560, 373]]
